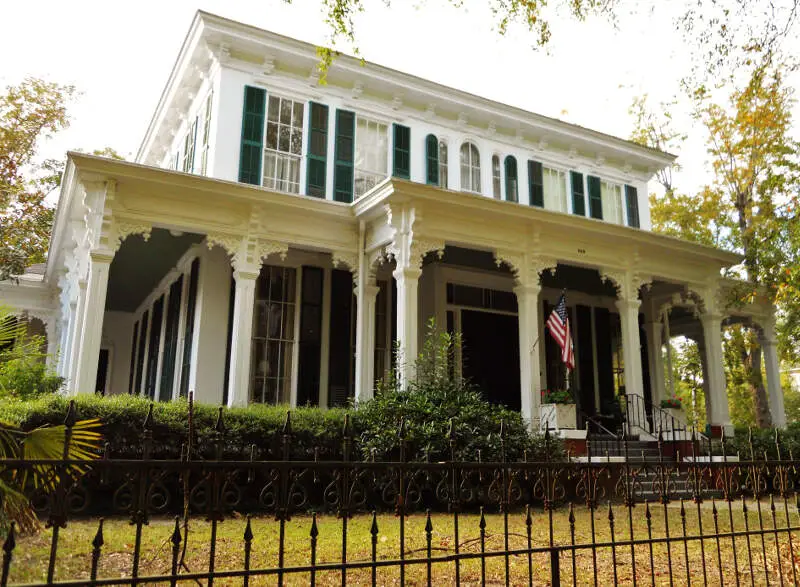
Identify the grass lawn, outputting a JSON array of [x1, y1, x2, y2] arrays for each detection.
[[9, 501, 800, 586]]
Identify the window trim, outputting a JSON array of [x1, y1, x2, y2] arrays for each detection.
[[504, 155, 518, 203], [459, 140, 482, 194], [261, 93, 306, 194], [425, 134, 439, 185]]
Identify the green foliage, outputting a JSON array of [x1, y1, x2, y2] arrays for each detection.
[[0, 78, 76, 280], [660, 397, 683, 410], [0, 337, 63, 400], [541, 389, 574, 404], [357, 325, 563, 462], [727, 424, 800, 461]]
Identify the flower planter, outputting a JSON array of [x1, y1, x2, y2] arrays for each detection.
[[539, 403, 577, 431]]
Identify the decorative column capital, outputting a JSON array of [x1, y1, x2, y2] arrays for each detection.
[[109, 219, 152, 252], [495, 250, 557, 287], [601, 268, 652, 302], [615, 298, 641, 313]]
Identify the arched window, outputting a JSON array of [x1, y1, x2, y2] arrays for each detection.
[[504, 155, 518, 202], [426, 134, 439, 185], [438, 140, 448, 189], [426, 135, 449, 188], [460, 141, 481, 193], [492, 155, 501, 199]]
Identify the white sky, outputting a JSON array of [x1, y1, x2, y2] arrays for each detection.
[[3, 0, 793, 196]]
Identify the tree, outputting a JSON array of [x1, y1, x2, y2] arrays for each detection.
[[304, 0, 800, 88], [0, 78, 76, 281], [638, 56, 800, 428]]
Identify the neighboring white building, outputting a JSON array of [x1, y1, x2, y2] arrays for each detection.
[[0, 11, 787, 431]]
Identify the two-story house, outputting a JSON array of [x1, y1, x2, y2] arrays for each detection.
[[0, 11, 786, 434]]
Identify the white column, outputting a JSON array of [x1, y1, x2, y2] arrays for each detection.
[[57, 314, 70, 377], [226, 269, 258, 408], [66, 289, 85, 391], [393, 266, 421, 385], [354, 274, 380, 403], [615, 299, 645, 400], [644, 320, 666, 406], [700, 313, 731, 431], [74, 253, 113, 394], [45, 318, 58, 370], [515, 282, 542, 428], [761, 324, 786, 428]]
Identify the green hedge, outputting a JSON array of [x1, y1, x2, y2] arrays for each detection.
[[726, 424, 800, 460], [0, 393, 562, 462]]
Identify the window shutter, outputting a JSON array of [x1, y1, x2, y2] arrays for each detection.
[[587, 175, 603, 219], [570, 171, 586, 216], [504, 156, 518, 202], [238, 86, 267, 185], [625, 185, 640, 228], [425, 134, 439, 185], [392, 124, 411, 179], [306, 102, 329, 198], [528, 160, 544, 207], [333, 109, 355, 202]]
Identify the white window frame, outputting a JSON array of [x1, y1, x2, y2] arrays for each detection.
[[199, 91, 213, 176], [262, 94, 306, 194], [491, 154, 502, 199], [601, 180, 625, 225], [541, 164, 569, 213], [354, 115, 390, 199], [181, 118, 197, 173], [438, 139, 449, 189], [460, 141, 482, 194]]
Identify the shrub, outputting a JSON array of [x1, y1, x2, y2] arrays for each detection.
[[356, 324, 563, 462], [726, 424, 800, 460], [660, 397, 683, 410], [541, 389, 573, 404], [0, 341, 63, 400]]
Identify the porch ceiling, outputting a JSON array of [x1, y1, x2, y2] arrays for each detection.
[[107, 228, 205, 312]]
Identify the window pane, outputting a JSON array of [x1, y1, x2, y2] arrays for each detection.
[[262, 97, 304, 194], [268, 96, 280, 122]]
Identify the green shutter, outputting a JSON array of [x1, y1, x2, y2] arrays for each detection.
[[587, 175, 603, 219], [625, 185, 640, 228], [425, 134, 439, 185], [393, 124, 411, 179], [570, 171, 586, 216], [333, 109, 355, 202], [504, 156, 518, 202], [528, 161, 544, 207], [238, 86, 266, 185], [306, 102, 329, 198]]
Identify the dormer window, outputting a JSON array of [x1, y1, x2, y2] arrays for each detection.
[[460, 142, 481, 193], [264, 96, 305, 194]]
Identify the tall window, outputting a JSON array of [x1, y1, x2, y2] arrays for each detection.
[[425, 136, 449, 188], [543, 167, 568, 212], [504, 155, 518, 202], [181, 119, 197, 173], [263, 96, 304, 193], [492, 155, 501, 199], [601, 181, 624, 224], [460, 142, 481, 193], [354, 117, 389, 198], [199, 91, 213, 175], [251, 265, 297, 404], [438, 140, 448, 188]]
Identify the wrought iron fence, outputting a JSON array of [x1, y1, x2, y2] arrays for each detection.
[[1, 400, 799, 586]]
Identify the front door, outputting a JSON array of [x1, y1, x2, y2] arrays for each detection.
[[460, 309, 521, 410]]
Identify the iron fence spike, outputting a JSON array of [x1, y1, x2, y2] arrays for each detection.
[[3, 523, 15, 554], [143, 402, 154, 430], [370, 511, 379, 536], [244, 515, 254, 542], [215, 406, 225, 434], [92, 519, 105, 548], [425, 509, 433, 533], [479, 506, 486, 530], [310, 512, 319, 539], [282, 410, 292, 435], [448, 417, 455, 441], [526, 504, 533, 527], [64, 399, 77, 428], [170, 517, 182, 546]]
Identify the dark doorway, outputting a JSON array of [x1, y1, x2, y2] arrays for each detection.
[[95, 349, 109, 395], [460, 310, 520, 410]]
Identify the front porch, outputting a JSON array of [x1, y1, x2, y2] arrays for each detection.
[[32, 155, 785, 433]]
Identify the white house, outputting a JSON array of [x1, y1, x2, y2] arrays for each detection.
[[0, 11, 787, 433]]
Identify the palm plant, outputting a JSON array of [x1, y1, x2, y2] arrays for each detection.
[[0, 306, 102, 534]]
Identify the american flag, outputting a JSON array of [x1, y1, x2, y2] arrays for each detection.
[[546, 293, 575, 370]]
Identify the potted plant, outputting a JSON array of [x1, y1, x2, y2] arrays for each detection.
[[539, 389, 577, 430], [658, 397, 684, 431]]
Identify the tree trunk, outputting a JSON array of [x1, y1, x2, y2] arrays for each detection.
[[747, 334, 772, 428]]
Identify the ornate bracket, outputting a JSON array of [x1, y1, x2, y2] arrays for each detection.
[[600, 269, 652, 301], [410, 238, 445, 268], [110, 220, 152, 252], [332, 250, 358, 274]]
